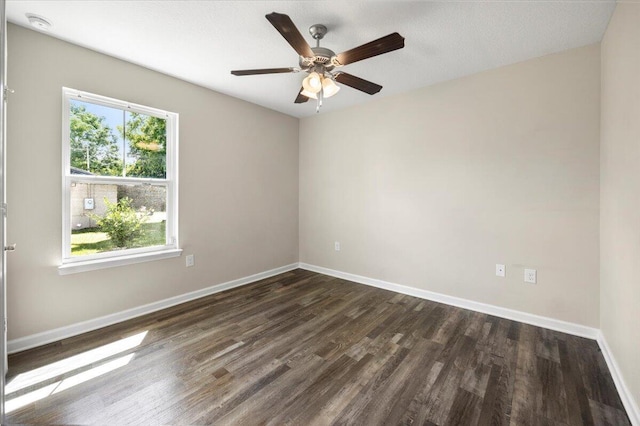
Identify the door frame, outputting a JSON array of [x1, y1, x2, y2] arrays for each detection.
[[1, 0, 8, 421]]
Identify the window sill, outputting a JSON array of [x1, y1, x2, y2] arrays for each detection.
[[58, 248, 183, 275]]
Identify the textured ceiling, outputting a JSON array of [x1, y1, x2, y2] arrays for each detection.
[[7, 1, 615, 118]]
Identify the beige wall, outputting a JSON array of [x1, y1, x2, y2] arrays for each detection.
[[300, 44, 601, 326], [600, 2, 640, 412], [6, 24, 299, 340]]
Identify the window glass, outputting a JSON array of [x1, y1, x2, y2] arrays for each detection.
[[69, 183, 167, 257], [69, 101, 167, 179]]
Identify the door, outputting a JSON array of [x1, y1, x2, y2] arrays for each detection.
[[0, 0, 7, 421]]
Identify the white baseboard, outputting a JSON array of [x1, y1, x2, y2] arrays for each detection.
[[9, 261, 637, 424], [597, 332, 640, 426], [299, 263, 640, 424], [298, 263, 599, 339], [8, 263, 299, 354]]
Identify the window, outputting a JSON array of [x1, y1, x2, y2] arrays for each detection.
[[60, 88, 180, 274]]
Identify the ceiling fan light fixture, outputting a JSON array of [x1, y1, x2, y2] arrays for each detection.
[[322, 77, 340, 98], [300, 89, 318, 99], [302, 72, 322, 94]]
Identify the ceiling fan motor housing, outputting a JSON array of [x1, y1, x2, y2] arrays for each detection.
[[309, 24, 328, 40], [299, 47, 336, 71]]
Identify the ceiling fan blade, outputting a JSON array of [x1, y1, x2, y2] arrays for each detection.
[[266, 12, 315, 58], [231, 67, 297, 76], [334, 33, 405, 66], [294, 87, 310, 103], [335, 73, 383, 95]]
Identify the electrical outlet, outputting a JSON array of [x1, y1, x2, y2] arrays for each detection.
[[334, 241, 341, 251], [186, 254, 195, 267], [524, 268, 536, 284], [496, 264, 506, 277]]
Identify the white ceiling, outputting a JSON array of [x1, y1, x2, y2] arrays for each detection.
[[7, 1, 615, 118]]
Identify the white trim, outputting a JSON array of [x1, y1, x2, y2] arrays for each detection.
[[10, 263, 299, 353], [58, 248, 183, 275], [167, 113, 179, 252], [61, 90, 71, 258], [63, 87, 172, 119], [14, 261, 638, 423], [303, 263, 639, 422], [298, 263, 599, 339], [597, 332, 640, 426]]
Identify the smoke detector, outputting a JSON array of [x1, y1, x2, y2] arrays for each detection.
[[26, 13, 52, 31]]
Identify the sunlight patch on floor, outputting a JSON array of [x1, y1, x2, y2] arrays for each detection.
[[6, 353, 135, 414], [6, 330, 147, 395]]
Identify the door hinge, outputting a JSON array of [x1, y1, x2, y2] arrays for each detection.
[[1, 203, 6, 218], [3, 85, 14, 98]]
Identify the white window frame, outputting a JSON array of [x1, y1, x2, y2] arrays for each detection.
[[59, 87, 181, 275]]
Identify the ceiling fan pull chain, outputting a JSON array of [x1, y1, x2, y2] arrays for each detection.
[[316, 87, 324, 113]]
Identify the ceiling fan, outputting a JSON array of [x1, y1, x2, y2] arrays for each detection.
[[231, 12, 405, 112]]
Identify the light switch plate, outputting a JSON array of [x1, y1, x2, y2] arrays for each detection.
[[496, 264, 506, 277]]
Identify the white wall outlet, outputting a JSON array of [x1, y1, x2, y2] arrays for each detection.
[[524, 268, 536, 284], [496, 264, 506, 277], [334, 241, 341, 251], [186, 254, 195, 267]]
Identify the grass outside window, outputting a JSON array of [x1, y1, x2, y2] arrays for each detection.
[[71, 222, 165, 256]]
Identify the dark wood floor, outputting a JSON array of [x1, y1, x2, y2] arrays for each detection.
[[5, 269, 630, 425]]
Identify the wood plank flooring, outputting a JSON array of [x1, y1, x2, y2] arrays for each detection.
[[5, 269, 630, 425]]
